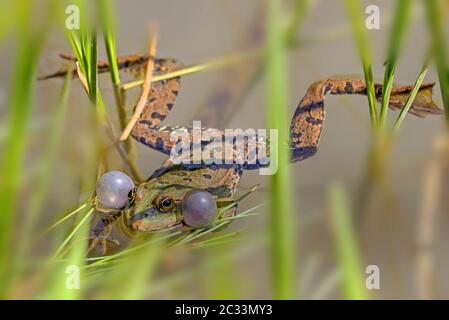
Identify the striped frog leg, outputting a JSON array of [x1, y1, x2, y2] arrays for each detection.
[[39, 56, 443, 175], [38, 53, 152, 80], [132, 75, 442, 177], [290, 78, 442, 162], [130, 58, 182, 154]]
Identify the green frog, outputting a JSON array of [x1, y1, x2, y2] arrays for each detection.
[[41, 55, 443, 255], [89, 165, 241, 255], [127, 166, 241, 230]]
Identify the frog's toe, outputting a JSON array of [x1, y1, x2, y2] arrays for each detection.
[[87, 238, 108, 256], [87, 237, 120, 257], [100, 240, 107, 256], [86, 238, 100, 256]]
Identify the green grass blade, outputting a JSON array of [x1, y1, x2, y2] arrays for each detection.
[[266, 0, 296, 299], [344, 0, 378, 127], [0, 2, 45, 297], [0, 1, 18, 44], [53, 208, 93, 258], [393, 64, 429, 132], [425, 0, 449, 123], [189, 232, 240, 249], [328, 183, 367, 300], [205, 242, 240, 299], [65, 2, 105, 118], [17, 73, 72, 259], [98, 0, 132, 159], [42, 207, 91, 299], [97, 237, 163, 299], [378, 0, 412, 128], [284, 0, 311, 45], [99, 0, 120, 85], [146, 235, 266, 297], [45, 201, 91, 232], [84, 231, 181, 268], [88, 31, 98, 106]]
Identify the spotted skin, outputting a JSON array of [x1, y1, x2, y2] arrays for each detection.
[[41, 55, 442, 167], [290, 79, 442, 161], [125, 165, 242, 232], [38, 53, 152, 80], [41, 55, 443, 255], [130, 58, 182, 155], [131, 68, 443, 171]]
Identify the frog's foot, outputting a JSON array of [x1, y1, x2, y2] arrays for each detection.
[[87, 218, 120, 256]]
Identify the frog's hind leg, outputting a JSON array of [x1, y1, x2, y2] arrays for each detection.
[[131, 59, 183, 154], [289, 79, 443, 163], [38, 53, 152, 80], [47, 56, 185, 158]]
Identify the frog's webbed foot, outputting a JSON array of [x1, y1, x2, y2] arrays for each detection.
[[87, 228, 118, 257], [87, 212, 122, 256]]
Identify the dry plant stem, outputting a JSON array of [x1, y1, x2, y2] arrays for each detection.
[[108, 59, 137, 173], [103, 108, 142, 181], [105, 138, 143, 181], [117, 87, 138, 171], [118, 84, 142, 181], [76, 62, 90, 93], [416, 134, 447, 299], [120, 29, 158, 141], [75, 62, 109, 180], [96, 113, 143, 181], [107, 123, 143, 181], [357, 134, 406, 294], [121, 50, 260, 91], [113, 85, 132, 148]]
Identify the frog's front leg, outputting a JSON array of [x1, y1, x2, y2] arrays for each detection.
[[87, 211, 122, 256]]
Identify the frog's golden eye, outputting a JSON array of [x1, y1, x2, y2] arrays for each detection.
[[157, 195, 175, 212]]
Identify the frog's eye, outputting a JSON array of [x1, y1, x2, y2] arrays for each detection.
[[182, 190, 217, 228], [157, 196, 175, 212], [96, 171, 134, 209]]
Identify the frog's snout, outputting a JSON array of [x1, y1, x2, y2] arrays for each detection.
[[128, 208, 158, 230]]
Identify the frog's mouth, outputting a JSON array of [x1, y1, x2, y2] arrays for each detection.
[[127, 208, 179, 232]]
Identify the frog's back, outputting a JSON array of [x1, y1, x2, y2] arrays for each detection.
[[152, 166, 242, 199]]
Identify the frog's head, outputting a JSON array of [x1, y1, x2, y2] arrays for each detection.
[[125, 181, 185, 231], [124, 166, 241, 232]]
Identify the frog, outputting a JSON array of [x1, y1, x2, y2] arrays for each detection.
[[88, 165, 241, 255], [40, 54, 443, 255], [126, 165, 242, 231]]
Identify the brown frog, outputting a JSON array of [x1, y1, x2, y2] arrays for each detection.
[[41, 55, 443, 255]]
